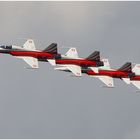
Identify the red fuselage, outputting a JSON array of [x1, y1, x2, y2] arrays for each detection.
[[0, 49, 59, 61], [130, 76, 140, 81], [10, 50, 54, 59], [84, 69, 133, 79], [55, 59, 103, 67]]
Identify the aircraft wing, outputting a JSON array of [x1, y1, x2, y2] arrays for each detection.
[[89, 67, 99, 73], [98, 76, 114, 87], [67, 65, 81, 76], [122, 78, 131, 84], [48, 59, 56, 66], [93, 75, 114, 87], [55, 65, 82, 77], [21, 56, 39, 68], [131, 81, 140, 89]]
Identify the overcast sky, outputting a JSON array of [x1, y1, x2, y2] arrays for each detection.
[[0, 1, 140, 138]]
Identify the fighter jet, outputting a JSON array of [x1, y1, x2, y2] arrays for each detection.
[[84, 61, 140, 90], [0, 39, 60, 68], [82, 59, 135, 88], [48, 48, 104, 77]]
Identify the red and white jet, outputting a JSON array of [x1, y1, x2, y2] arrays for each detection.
[[84, 61, 140, 90], [49, 48, 104, 76], [0, 39, 60, 68], [83, 59, 134, 88]]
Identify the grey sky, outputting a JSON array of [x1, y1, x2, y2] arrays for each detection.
[[0, 1, 140, 138]]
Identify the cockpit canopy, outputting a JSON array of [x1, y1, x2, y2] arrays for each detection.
[[0, 45, 12, 49]]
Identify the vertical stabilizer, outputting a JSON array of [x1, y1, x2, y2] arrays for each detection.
[[43, 43, 58, 54], [118, 62, 132, 72], [86, 51, 100, 61], [65, 48, 79, 58], [100, 59, 110, 70], [132, 64, 140, 75]]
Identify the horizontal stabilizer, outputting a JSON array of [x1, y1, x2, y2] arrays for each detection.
[[100, 59, 110, 70], [65, 48, 79, 58], [43, 43, 57, 54], [132, 64, 140, 75], [86, 51, 100, 61], [118, 62, 132, 72], [122, 78, 131, 84], [23, 39, 36, 50], [21, 57, 39, 68], [131, 81, 140, 90]]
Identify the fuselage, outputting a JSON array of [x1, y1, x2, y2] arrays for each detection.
[[130, 76, 140, 81], [83, 69, 135, 79], [10, 50, 54, 59], [0, 45, 60, 62], [55, 59, 104, 67]]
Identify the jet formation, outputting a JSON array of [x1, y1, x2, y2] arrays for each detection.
[[0, 39, 140, 90]]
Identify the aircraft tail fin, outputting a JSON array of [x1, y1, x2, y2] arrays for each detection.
[[132, 64, 140, 75], [43, 43, 58, 54], [118, 62, 132, 72], [86, 51, 100, 61], [23, 39, 36, 50], [65, 48, 79, 58], [100, 59, 110, 69]]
